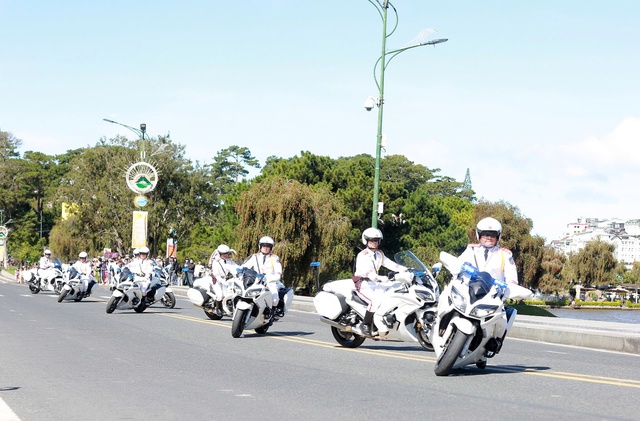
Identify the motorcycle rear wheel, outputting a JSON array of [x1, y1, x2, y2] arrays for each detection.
[[231, 308, 249, 338], [204, 308, 222, 320], [331, 327, 365, 348], [57, 289, 69, 303], [161, 292, 176, 309], [29, 284, 40, 294], [417, 327, 435, 352], [134, 301, 147, 313], [254, 324, 270, 334], [434, 328, 469, 377], [106, 296, 120, 314]]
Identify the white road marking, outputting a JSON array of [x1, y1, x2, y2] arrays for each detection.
[[0, 397, 21, 421]]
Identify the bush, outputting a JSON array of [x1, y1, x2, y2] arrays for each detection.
[[575, 300, 622, 307]]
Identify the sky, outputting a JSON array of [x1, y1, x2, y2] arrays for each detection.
[[2, 0, 639, 243]]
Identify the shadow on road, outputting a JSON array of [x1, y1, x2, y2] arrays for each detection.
[[445, 364, 551, 377]]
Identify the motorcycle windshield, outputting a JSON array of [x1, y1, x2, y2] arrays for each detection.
[[468, 272, 494, 303], [393, 251, 427, 271], [242, 268, 258, 289], [53, 258, 62, 269]]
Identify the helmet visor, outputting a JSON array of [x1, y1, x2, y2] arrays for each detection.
[[479, 231, 499, 238]]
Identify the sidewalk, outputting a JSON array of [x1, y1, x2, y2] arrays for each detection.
[[4, 273, 639, 355]]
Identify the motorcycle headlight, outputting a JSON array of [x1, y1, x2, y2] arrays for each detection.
[[246, 289, 261, 298], [450, 287, 466, 313], [416, 290, 434, 302], [470, 304, 499, 318]]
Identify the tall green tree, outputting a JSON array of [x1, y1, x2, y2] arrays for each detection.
[[234, 177, 352, 290], [566, 239, 618, 287], [537, 247, 568, 293]]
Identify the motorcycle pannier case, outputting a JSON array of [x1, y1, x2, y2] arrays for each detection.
[[314, 291, 348, 319], [187, 288, 208, 306]]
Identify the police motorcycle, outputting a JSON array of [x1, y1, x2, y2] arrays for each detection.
[[430, 252, 533, 376], [57, 267, 91, 302], [187, 269, 240, 320], [314, 250, 440, 350], [231, 268, 293, 338], [106, 267, 176, 314], [25, 258, 65, 295]]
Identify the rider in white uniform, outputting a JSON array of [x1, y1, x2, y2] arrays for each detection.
[[207, 244, 240, 315], [38, 249, 56, 285], [353, 228, 407, 336], [242, 236, 286, 317], [458, 217, 518, 285], [72, 251, 97, 296], [126, 247, 157, 302]]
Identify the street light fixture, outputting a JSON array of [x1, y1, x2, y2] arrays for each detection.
[[366, 0, 447, 228], [103, 118, 148, 159]]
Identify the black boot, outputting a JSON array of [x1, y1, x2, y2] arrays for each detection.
[[146, 285, 158, 303], [86, 280, 96, 297], [359, 311, 374, 336], [214, 300, 223, 317]]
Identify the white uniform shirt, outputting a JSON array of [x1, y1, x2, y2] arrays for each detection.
[[72, 260, 93, 276], [242, 253, 282, 282], [127, 257, 155, 278], [39, 256, 54, 269], [458, 244, 518, 284], [211, 257, 240, 281], [354, 248, 406, 280]]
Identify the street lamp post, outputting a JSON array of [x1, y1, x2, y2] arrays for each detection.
[[366, 0, 447, 228]]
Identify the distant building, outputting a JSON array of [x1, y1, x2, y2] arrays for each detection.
[[553, 217, 640, 269]]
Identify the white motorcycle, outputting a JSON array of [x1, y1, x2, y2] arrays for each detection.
[[106, 267, 176, 314], [430, 251, 533, 376], [187, 271, 240, 320], [231, 268, 293, 338], [57, 267, 92, 302], [314, 251, 440, 350], [25, 258, 65, 295]]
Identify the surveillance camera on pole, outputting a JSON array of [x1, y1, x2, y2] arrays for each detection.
[[363, 96, 378, 111]]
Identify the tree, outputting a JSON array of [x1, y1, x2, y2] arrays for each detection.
[[234, 177, 352, 291], [208, 145, 260, 192], [566, 239, 618, 287], [622, 262, 640, 285], [537, 247, 568, 293]]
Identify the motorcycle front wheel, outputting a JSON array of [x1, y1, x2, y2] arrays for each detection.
[[29, 284, 40, 294], [161, 292, 176, 309], [331, 326, 365, 348], [106, 296, 121, 314], [57, 289, 69, 303], [434, 327, 469, 377], [231, 308, 249, 338]]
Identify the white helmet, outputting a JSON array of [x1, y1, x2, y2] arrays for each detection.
[[216, 244, 231, 254], [258, 236, 275, 248], [138, 246, 150, 254], [476, 217, 502, 241], [44, 249, 52, 255], [78, 252, 88, 258], [133, 248, 140, 256], [361, 227, 383, 246]]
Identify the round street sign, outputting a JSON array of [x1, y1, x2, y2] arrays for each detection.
[[134, 195, 148, 208]]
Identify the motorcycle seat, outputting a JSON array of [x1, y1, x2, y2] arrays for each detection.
[[351, 291, 369, 306]]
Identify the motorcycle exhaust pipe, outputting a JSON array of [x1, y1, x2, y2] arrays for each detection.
[[319, 317, 354, 332]]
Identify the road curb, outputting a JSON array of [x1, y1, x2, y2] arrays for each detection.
[[4, 274, 639, 355]]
